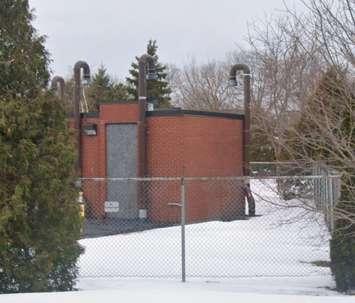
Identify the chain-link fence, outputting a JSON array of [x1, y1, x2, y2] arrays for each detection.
[[312, 162, 341, 231], [78, 174, 340, 281], [250, 161, 341, 231], [250, 161, 314, 177]]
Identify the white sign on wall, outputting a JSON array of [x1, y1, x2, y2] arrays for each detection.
[[105, 201, 120, 213]]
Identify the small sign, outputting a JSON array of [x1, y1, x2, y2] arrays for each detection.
[[105, 201, 120, 213], [139, 209, 147, 219]]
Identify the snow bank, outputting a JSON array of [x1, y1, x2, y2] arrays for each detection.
[[0, 283, 353, 303]]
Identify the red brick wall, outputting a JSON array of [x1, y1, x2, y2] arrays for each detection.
[[146, 114, 245, 223], [78, 104, 245, 223]]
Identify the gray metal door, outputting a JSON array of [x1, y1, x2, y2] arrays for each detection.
[[106, 124, 138, 219]]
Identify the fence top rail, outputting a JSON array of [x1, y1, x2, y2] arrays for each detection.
[[80, 175, 341, 182], [250, 161, 307, 165]]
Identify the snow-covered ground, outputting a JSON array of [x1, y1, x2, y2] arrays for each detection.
[[1, 281, 353, 303], [2, 180, 352, 302], [77, 180, 335, 296]]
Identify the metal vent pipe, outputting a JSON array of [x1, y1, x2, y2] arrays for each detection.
[[137, 54, 156, 178], [138, 54, 156, 118], [73, 61, 91, 176], [229, 64, 251, 176], [229, 64, 255, 216]]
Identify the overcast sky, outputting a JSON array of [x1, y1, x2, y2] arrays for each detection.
[[29, 0, 299, 80]]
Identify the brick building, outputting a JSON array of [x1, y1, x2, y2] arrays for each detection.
[[80, 102, 245, 223]]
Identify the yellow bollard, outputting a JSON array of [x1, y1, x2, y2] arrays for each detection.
[[78, 192, 85, 234], [78, 191, 85, 219]]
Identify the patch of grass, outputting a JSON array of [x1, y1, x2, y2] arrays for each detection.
[[311, 260, 331, 268]]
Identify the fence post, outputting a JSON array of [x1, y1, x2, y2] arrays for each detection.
[[181, 177, 186, 283], [313, 162, 320, 207], [329, 175, 335, 232], [323, 173, 328, 227]]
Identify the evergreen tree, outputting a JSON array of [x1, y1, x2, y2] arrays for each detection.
[[325, 70, 355, 293], [110, 82, 130, 102], [0, 95, 82, 293], [250, 106, 275, 162], [290, 68, 355, 292], [0, 0, 50, 99], [87, 65, 129, 111], [0, 1, 82, 293], [126, 40, 171, 108], [62, 76, 75, 114]]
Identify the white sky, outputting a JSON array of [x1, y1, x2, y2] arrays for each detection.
[[29, 0, 300, 80]]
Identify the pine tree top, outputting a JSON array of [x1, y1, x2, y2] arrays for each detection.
[[92, 65, 111, 88], [86, 64, 129, 110], [126, 40, 171, 108], [0, 0, 50, 100], [147, 39, 158, 58]]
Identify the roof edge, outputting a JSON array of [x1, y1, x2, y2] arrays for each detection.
[[146, 109, 244, 120]]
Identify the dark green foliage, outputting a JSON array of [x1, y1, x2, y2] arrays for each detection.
[[61, 77, 75, 114], [0, 1, 82, 293], [0, 0, 50, 99], [319, 70, 355, 292], [89, 65, 111, 103], [289, 68, 353, 162], [291, 68, 355, 292], [126, 40, 171, 108], [249, 132, 275, 162], [63, 65, 130, 113], [330, 179, 355, 293], [250, 107, 275, 162], [87, 65, 130, 111], [0, 95, 82, 293]]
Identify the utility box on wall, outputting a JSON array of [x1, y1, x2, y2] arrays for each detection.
[[79, 103, 245, 223]]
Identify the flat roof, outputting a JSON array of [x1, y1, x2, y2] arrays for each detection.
[[80, 107, 244, 120], [146, 108, 244, 120]]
